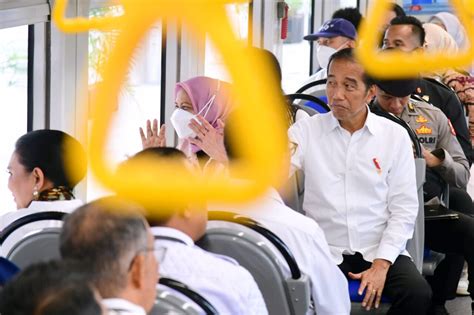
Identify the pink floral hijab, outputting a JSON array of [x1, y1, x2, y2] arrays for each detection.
[[175, 76, 233, 155]]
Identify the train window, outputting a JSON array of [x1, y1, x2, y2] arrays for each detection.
[[281, 0, 312, 92], [0, 25, 28, 213], [205, 3, 250, 81], [87, 6, 163, 200]]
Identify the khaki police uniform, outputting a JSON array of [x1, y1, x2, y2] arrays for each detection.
[[400, 98, 470, 189], [374, 97, 470, 190]]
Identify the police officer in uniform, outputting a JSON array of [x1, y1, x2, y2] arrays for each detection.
[[372, 78, 469, 200], [383, 15, 472, 165], [372, 78, 474, 315]]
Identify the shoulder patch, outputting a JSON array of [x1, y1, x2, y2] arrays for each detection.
[[410, 94, 430, 105], [416, 125, 432, 135]]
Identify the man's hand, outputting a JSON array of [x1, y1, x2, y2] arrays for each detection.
[[139, 119, 166, 149], [349, 259, 391, 310], [421, 145, 442, 167]]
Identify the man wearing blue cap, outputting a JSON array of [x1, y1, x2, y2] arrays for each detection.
[[298, 18, 356, 101], [304, 18, 357, 72]]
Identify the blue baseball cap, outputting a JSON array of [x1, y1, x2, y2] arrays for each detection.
[[304, 18, 357, 41]]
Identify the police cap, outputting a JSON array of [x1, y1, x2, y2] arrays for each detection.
[[373, 78, 420, 98]]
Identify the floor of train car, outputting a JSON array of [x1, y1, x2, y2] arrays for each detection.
[[446, 296, 471, 314]]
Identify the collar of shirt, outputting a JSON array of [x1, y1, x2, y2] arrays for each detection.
[[150, 226, 194, 246], [27, 199, 83, 211], [102, 298, 146, 315], [325, 106, 378, 136]]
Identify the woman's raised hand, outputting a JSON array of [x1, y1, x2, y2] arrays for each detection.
[[188, 116, 228, 164], [139, 119, 166, 149]]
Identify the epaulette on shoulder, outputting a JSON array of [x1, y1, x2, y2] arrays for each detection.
[[410, 94, 430, 105], [409, 96, 434, 112], [423, 77, 453, 92]]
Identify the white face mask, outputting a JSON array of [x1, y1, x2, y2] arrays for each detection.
[[170, 85, 219, 139], [170, 108, 197, 139], [316, 45, 337, 69]]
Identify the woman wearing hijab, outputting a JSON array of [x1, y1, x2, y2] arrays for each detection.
[[429, 12, 468, 50], [423, 22, 474, 142], [424, 23, 458, 56], [140, 76, 233, 165]]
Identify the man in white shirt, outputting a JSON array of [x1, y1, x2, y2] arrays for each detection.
[[123, 148, 268, 315], [288, 48, 432, 314], [59, 197, 159, 315]]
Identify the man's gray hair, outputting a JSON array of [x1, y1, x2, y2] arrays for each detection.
[[59, 196, 149, 297]]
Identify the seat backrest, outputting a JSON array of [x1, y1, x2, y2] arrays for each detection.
[[198, 215, 310, 315], [152, 291, 202, 315], [7, 228, 62, 269], [295, 79, 327, 95], [406, 158, 426, 272], [286, 93, 330, 114], [277, 171, 305, 214], [0, 211, 66, 269], [153, 278, 217, 315]]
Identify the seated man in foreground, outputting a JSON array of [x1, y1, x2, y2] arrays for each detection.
[[122, 147, 268, 315], [60, 197, 159, 315], [288, 48, 432, 313]]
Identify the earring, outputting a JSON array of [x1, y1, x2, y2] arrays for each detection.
[[32, 187, 39, 200]]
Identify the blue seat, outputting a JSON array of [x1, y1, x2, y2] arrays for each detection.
[[349, 280, 392, 314], [348, 280, 391, 303], [0, 257, 20, 286], [303, 97, 329, 113]]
